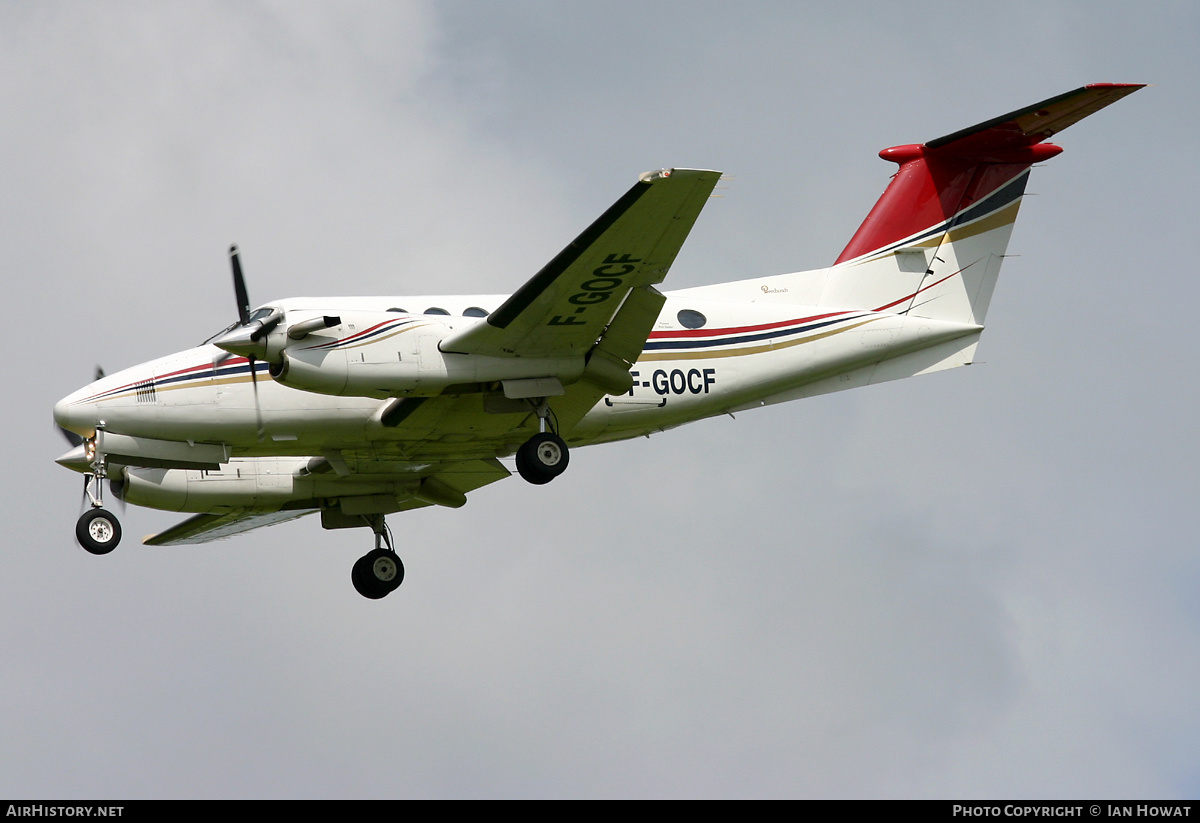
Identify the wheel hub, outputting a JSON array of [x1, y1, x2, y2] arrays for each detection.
[[371, 555, 399, 582], [536, 442, 562, 466], [88, 517, 114, 543]]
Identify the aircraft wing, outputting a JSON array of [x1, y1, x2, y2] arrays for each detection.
[[144, 509, 316, 546], [439, 168, 721, 359], [143, 458, 511, 546]]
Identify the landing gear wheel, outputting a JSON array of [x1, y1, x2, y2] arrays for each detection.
[[351, 548, 405, 600], [515, 431, 570, 485], [76, 508, 122, 555]]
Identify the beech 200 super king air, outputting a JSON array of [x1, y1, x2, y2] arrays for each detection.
[[54, 84, 1143, 599]]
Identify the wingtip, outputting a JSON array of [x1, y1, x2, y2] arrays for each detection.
[[638, 168, 673, 182], [639, 168, 724, 183], [1084, 82, 1147, 91]]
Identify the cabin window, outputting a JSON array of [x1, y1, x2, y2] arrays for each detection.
[[463, 307, 489, 318], [677, 309, 707, 329], [424, 307, 450, 315], [386, 307, 408, 313]]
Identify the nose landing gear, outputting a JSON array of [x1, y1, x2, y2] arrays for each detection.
[[75, 434, 122, 555]]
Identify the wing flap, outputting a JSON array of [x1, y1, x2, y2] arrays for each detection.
[[549, 284, 668, 431]]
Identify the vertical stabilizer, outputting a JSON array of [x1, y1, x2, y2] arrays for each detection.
[[820, 84, 1143, 324]]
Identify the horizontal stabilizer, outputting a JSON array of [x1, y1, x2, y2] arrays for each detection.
[[924, 83, 1145, 154]]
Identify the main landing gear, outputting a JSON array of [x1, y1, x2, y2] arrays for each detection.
[[75, 437, 123, 555], [514, 399, 569, 485], [351, 514, 405, 600]]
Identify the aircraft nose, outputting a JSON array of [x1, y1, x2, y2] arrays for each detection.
[[54, 389, 97, 439]]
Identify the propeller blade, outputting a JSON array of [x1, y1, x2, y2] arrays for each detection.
[[226, 244, 266, 439], [230, 244, 250, 326], [109, 471, 127, 514], [94, 365, 105, 381], [58, 425, 83, 448], [249, 355, 265, 440]]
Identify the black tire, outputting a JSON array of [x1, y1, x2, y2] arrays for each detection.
[[76, 508, 122, 555], [351, 548, 405, 599], [515, 432, 570, 485]]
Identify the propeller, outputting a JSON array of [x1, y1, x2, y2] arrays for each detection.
[[76, 473, 91, 516], [218, 245, 283, 356], [212, 246, 339, 438], [108, 469, 127, 514], [214, 245, 281, 439]]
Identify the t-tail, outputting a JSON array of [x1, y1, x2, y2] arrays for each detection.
[[818, 83, 1144, 325]]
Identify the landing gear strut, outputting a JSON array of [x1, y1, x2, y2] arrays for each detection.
[[76, 433, 122, 555], [351, 514, 405, 600], [515, 399, 570, 485]]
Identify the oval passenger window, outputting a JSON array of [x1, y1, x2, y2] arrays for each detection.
[[677, 309, 707, 329]]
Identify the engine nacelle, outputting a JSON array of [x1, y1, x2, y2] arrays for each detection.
[[121, 457, 428, 514], [270, 312, 585, 399]]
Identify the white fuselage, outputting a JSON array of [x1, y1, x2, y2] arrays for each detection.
[[55, 272, 982, 516]]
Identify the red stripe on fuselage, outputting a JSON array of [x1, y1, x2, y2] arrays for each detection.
[[649, 311, 851, 340]]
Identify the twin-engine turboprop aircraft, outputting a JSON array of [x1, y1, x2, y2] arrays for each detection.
[[54, 84, 1143, 599]]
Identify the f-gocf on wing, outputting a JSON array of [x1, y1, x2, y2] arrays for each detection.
[[439, 168, 721, 359]]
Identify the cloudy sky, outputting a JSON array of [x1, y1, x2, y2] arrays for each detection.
[[3, 0, 1197, 799]]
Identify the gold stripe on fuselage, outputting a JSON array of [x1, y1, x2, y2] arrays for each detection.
[[637, 318, 878, 363]]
